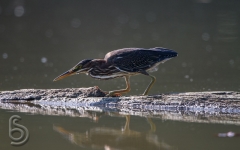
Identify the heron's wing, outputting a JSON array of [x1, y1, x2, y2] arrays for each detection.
[[112, 50, 164, 72]]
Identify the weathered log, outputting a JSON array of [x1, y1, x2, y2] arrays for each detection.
[[0, 86, 106, 101], [1, 87, 240, 125]]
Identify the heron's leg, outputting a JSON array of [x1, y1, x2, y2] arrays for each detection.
[[123, 115, 130, 131], [143, 74, 156, 95], [147, 117, 156, 133], [107, 76, 131, 97]]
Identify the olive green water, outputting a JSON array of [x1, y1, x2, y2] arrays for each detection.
[[0, 0, 240, 149]]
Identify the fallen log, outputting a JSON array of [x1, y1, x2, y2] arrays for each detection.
[[0, 86, 106, 101], [1, 87, 240, 125]]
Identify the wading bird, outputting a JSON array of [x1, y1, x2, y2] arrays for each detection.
[[53, 47, 178, 96]]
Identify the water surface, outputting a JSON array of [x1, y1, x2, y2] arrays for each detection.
[[1, 108, 240, 150], [0, 0, 240, 149]]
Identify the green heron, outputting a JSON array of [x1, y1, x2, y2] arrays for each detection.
[[53, 47, 178, 96]]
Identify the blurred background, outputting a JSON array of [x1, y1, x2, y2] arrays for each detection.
[[0, 0, 240, 94]]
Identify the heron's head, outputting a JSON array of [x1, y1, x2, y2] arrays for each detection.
[[53, 59, 93, 81]]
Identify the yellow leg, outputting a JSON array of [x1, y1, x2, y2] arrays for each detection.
[[143, 74, 156, 95], [124, 115, 130, 131], [147, 117, 156, 133], [107, 76, 131, 96]]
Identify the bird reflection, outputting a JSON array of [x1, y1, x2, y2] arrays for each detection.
[[53, 116, 173, 150]]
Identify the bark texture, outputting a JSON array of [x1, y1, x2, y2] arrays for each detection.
[[1, 87, 240, 125]]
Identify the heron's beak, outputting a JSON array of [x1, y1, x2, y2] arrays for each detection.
[[53, 70, 76, 81]]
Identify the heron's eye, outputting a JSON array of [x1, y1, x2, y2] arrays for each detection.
[[77, 65, 82, 70], [72, 64, 81, 72], [77, 64, 82, 69]]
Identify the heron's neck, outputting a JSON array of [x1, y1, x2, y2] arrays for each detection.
[[91, 59, 109, 68], [88, 59, 120, 78]]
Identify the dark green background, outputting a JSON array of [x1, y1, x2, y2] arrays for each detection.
[[0, 1, 240, 150], [0, 0, 239, 94]]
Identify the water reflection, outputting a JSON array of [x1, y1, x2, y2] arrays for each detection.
[[1, 101, 240, 126], [54, 116, 173, 150], [1, 102, 240, 150]]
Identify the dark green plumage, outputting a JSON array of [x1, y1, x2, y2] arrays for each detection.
[[54, 47, 178, 96]]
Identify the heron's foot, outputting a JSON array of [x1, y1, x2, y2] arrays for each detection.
[[94, 86, 99, 89], [106, 91, 122, 97]]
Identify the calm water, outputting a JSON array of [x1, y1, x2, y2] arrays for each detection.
[[0, 0, 240, 149], [1, 108, 240, 150]]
